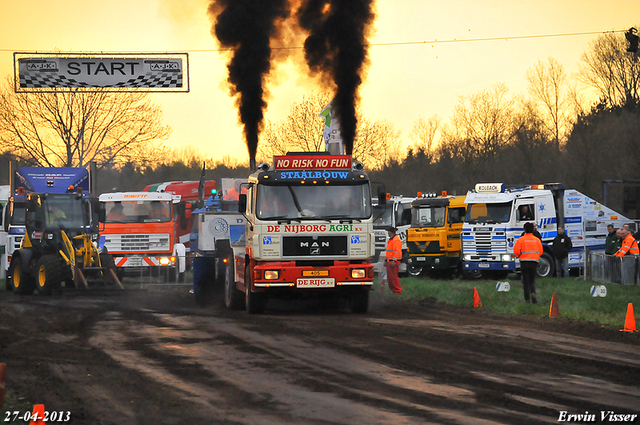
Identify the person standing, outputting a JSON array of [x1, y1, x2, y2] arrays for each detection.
[[552, 226, 573, 278], [605, 224, 621, 255], [384, 226, 402, 295], [615, 227, 639, 258], [514, 222, 543, 304]]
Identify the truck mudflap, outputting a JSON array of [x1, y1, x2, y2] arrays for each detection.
[[251, 260, 374, 289], [462, 261, 516, 271]]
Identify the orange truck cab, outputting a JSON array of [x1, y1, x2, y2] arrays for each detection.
[[98, 192, 186, 282]]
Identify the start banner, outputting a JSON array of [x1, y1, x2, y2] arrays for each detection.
[[14, 52, 188, 92]]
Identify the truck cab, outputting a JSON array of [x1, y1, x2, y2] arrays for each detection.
[[407, 193, 466, 276], [461, 183, 630, 278], [98, 192, 186, 282], [372, 195, 414, 275], [224, 153, 376, 314]]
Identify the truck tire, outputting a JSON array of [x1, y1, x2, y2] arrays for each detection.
[[224, 262, 243, 310], [245, 264, 267, 314], [36, 255, 63, 295], [462, 269, 483, 280], [537, 251, 555, 278], [10, 256, 35, 295], [349, 289, 369, 314]]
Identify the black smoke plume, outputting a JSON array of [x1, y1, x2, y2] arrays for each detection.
[[209, 0, 290, 165], [297, 0, 375, 155]]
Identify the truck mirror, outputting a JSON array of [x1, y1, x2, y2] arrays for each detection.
[[98, 203, 106, 223], [377, 185, 386, 206], [238, 194, 247, 213]]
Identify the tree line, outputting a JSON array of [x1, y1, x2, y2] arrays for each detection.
[[1, 31, 639, 215]]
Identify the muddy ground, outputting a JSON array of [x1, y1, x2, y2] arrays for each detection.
[[1, 281, 639, 425]]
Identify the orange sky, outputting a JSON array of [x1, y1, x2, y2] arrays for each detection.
[[0, 0, 636, 164]]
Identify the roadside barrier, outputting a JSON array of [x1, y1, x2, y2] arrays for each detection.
[[589, 252, 639, 285], [620, 303, 638, 333]]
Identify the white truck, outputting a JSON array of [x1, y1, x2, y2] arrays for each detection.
[[215, 153, 377, 314], [0, 185, 10, 282], [461, 183, 630, 278], [372, 195, 415, 276]]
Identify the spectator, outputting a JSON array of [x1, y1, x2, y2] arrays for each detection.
[[615, 227, 639, 258], [384, 226, 402, 295], [107, 203, 127, 221], [514, 222, 543, 304], [552, 226, 572, 278], [521, 222, 542, 240], [605, 224, 621, 255]]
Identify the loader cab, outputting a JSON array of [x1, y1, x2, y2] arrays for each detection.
[[25, 193, 91, 246]]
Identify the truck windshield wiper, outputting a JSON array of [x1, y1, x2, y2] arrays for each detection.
[[261, 215, 301, 224]]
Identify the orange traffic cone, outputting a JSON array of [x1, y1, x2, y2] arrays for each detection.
[[473, 287, 482, 308], [620, 303, 638, 333], [0, 363, 6, 410], [549, 292, 560, 317], [29, 404, 46, 425]]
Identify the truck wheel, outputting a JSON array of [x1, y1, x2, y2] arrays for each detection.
[[350, 289, 369, 314], [36, 255, 63, 295], [462, 269, 483, 280], [224, 263, 243, 310], [245, 265, 267, 314], [537, 252, 555, 278], [10, 256, 35, 295], [407, 264, 423, 277]]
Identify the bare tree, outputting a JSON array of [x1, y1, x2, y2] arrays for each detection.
[[409, 115, 440, 159], [0, 77, 171, 168], [449, 83, 517, 161], [579, 31, 640, 107], [526, 57, 568, 151], [257, 91, 400, 169]]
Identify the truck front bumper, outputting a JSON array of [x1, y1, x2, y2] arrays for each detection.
[[462, 261, 516, 271], [252, 261, 374, 289]]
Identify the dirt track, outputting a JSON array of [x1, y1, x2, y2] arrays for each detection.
[[1, 283, 639, 425]]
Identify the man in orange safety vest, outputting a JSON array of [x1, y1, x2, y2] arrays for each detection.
[[514, 222, 543, 304], [615, 228, 639, 257], [384, 226, 403, 295]]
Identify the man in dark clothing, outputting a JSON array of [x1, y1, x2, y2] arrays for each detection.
[[605, 224, 621, 255], [520, 222, 542, 240], [552, 226, 573, 278]]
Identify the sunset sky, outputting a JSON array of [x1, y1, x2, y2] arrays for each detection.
[[0, 0, 636, 164]]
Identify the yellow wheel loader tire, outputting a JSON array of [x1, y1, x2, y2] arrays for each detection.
[[10, 256, 35, 295], [36, 255, 64, 295]]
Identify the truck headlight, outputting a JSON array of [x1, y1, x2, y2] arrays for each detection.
[[264, 270, 279, 280], [502, 254, 512, 262], [351, 269, 366, 279], [464, 254, 472, 261]]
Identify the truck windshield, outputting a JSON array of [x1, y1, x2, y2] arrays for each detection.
[[411, 206, 446, 227], [104, 200, 172, 223], [10, 202, 26, 226], [45, 195, 86, 228], [257, 184, 371, 220], [466, 202, 512, 224], [372, 205, 392, 226]]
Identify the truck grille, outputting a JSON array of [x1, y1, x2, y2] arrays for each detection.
[[462, 231, 506, 260], [104, 234, 171, 252], [282, 236, 348, 257]]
